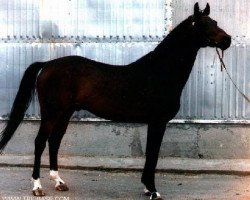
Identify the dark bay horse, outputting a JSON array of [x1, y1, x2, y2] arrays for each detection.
[[0, 3, 231, 200]]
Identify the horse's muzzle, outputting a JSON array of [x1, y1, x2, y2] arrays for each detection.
[[218, 35, 231, 50]]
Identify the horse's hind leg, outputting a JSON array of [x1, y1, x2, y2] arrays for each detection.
[[48, 110, 73, 191], [32, 119, 54, 196], [141, 121, 166, 200], [32, 108, 69, 196]]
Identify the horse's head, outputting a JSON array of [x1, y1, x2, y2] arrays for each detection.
[[192, 2, 231, 50]]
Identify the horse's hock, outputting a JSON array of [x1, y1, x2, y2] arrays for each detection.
[[2, 121, 250, 160]]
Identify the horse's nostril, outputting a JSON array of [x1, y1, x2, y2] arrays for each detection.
[[219, 35, 231, 50], [224, 35, 231, 44]]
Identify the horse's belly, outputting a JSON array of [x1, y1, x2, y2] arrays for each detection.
[[82, 97, 181, 123], [85, 101, 150, 123]]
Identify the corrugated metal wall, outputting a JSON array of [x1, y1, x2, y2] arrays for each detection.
[[0, 0, 249, 122]]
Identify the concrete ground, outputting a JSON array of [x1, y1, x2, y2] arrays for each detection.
[[1, 167, 250, 200]]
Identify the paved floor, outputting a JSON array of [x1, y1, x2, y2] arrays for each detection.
[[1, 167, 250, 200]]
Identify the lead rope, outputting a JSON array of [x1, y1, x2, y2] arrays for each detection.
[[216, 48, 250, 103]]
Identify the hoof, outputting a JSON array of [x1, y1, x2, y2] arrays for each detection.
[[150, 192, 163, 200], [32, 189, 45, 196], [56, 183, 69, 191], [144, 188, 151, 196]]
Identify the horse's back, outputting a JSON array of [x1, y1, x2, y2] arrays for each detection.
[[36, 56, 153, 121]]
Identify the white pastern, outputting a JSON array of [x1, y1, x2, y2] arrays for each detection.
[[32, 178, 42, 191], [150, 192, 161, 200], [50, 170, 65, 187], [144, 188, 151, 196]]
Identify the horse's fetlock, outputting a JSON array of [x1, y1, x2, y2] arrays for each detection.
[[50, 170, 66, 188], [150, 192, 162, 200], [31, 178, 42, 190]]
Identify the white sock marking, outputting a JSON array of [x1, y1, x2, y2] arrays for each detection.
[[50, 170, 65, 187], [32, 178, 42, 191], [150, 192, 161, 200], [144, 188, 150, 194]]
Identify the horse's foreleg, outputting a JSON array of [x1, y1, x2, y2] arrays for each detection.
[[141, 121, 166, 200]]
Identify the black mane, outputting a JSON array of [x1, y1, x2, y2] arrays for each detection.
[[154, 16, 195, 53], [132, 16, 196, 67]]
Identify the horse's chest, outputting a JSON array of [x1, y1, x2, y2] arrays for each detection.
[[148, 93, 181, 120]]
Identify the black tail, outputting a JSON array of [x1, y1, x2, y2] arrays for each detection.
[[0, 62, 45, 153]]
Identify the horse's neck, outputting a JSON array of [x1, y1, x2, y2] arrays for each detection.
[[152, 25, 200, 89]]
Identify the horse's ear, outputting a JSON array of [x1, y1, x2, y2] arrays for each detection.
[[203, 3, 210, 16], [194, 2, 200, 17]]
